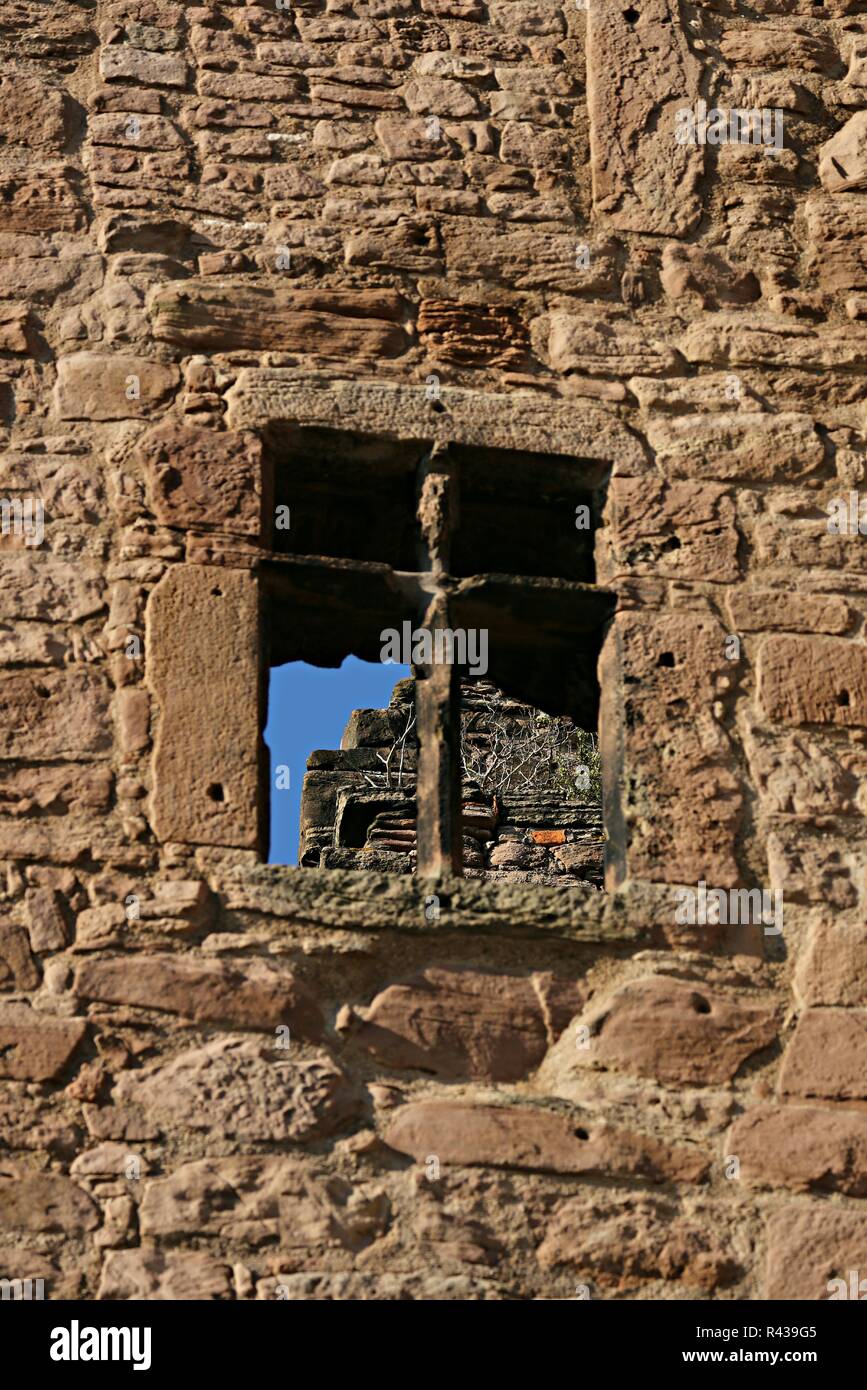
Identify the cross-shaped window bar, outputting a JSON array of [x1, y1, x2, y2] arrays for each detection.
[[260, 425, 614, 881]]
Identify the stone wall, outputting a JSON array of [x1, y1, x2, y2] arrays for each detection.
[[0, 0, 866, 1301]]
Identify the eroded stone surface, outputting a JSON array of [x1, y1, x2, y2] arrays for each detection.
[[779, 1010, 867, 1101], [138, 423, 263, 536], [74, 954, 323, 1037], [583, 977, 777, 1085], [98, 1250, 233, 1301], [114, 1038, 359, 1140], [0, 0, 864, 1308], [147, 565, 261, 848], [340, 967, 585, 1080], [765, 1207, 867, 1300], [0, 1004, 86, 1081], [384, 1101, 709, 1181], [728, 1105, 867, 1196], [586, 0, 703, 236]]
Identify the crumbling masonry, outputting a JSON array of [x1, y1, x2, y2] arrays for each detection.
[[1, 0, 867, 1301]]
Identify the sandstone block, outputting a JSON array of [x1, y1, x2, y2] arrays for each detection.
[[114, 1038, 359, 1141], [795, 918, 867, 1007], [0, 669, 111, 758], [0, 172, 84, 233], [601, 612, 743, 887], [819, 112, 867, 193], [150, 281, 409, 359], [488, 842, 549, 870], [70, 1143, 151, 1178], [746, 731, 863, 820], [147, 564, 261, 848], [0, 302, 31, 352], [0, 764, 112, 818], [726, 591, 851, 635], [0, 75, 70, 151], [442, 223, 619, 295], [488, 0, 564, 35], [537, 1193, 742, 1292], [228, 373, 645, 478], [417, 300, 528, 367], [374, 115, 449, 160], [100, 45, 189, 88], [586, 0, 703, 235], [766, 1206, 867, 1299], [25, 887, 69, 952], [767, 829, 861, 909], [605, 477, 739, 583], [661, 244, 759, 308], [806, 196, 867, 292], [547, 315, 681, 378], [138, 1157, 334, 1243], [0, 1003, 86, 1081], [0, 556, 104, 623], [758, 637, 867, 728], [584, 977, 777, 1085], [681, 313, 867, 371], [135, 880, 215, 928], [728, 1105, 867, 1196], [721, 25, 837, 73], [646, 413, 824, 483], [779, 1009, 867, 1100], [0, 923, 40, 989], [74, 953, 323, 1037], [138, 423, 263, 536], [88, 113, 186, 149], [0, 1168, 98, 1234], [99, 1250, 232, 1301], [384, 1101, 708, 1181], [340, 966, 584, 1081], [402, 76, 482, 118], [55, 353, 180, 421], [345, 220, 442, 273]]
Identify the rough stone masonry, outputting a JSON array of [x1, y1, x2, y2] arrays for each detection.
[[0, 0, 866, 1303]]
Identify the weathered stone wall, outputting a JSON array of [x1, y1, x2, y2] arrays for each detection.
[[1, 0, 866, 1301]]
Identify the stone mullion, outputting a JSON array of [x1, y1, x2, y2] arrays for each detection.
[[415, 445, 463, 880]]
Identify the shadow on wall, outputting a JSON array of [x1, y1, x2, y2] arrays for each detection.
[[265, 657, 410, 865]]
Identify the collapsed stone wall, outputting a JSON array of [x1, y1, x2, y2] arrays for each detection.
[[0, 0, 866, 1301], [299, 676, 606, 883]]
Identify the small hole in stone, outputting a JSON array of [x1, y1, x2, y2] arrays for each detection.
[[206, 782, 225, 803], [211, 586, 223, 597], [623, 6, 640, 22], [658, 651, 675, 667], [837, 689, 850, 707], [34, 684, 50, 699], [574, 1127, 590, 1141], [692, 994, 711, 1015]]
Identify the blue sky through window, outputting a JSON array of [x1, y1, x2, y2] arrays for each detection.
[[265, 656, 411, 864]]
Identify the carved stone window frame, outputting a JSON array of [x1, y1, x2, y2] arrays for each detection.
[[144, 378, 643, 895]]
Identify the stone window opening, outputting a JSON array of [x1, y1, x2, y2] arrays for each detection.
[[265, 655, 411, 866], [259, 422, 614, 885], [297, 673, 607, 889]]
